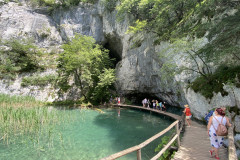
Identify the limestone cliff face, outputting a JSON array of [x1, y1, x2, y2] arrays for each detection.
[[0, 1, 239, 119], [0, 3, 62, 48]]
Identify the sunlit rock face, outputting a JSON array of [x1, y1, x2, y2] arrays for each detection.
[[0, 2, 62, 47], [52, 3, 104, 43], [0, 1, 240, 119], [0, 70, 58, 102]]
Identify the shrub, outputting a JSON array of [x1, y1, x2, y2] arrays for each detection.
[[155, 133, 177, 160], [101, 0, 118, 12], [189, 65, 240, 99], [21, 75, 57, 87], [28, 0, 98, 13], [0, 39, 44, 79]]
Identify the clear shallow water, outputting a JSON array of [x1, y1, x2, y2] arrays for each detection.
[[0, 108, 174, 160]]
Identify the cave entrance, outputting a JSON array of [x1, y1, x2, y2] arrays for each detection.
[[125, 93, 161, 106], [103, 33, 122, 67]]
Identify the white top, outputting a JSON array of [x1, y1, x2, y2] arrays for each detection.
[[143, 98, 147, 103], [210, 116, 226, 131]]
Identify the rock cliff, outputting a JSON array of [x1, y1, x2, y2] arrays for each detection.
[[0, 1, 239, 120]]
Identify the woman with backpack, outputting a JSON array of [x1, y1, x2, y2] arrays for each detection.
[[207, 108, 231, 160]]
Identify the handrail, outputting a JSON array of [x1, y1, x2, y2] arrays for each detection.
[[101, 120, 179, 160], [113, 104, 181, 120], [228, 122, 238, 160], [151, 134, 178, 160], [227, 111, 238, 160], [179, 113, 186, 132]]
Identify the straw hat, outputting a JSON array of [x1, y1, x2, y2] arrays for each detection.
[[184, 104, 189, 108]]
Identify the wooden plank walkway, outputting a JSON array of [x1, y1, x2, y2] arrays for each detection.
[[114, 104, 182, 120], [112, 104, 230, 160], [172, 121, 228, 160]]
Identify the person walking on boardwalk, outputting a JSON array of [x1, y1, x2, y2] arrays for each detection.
[[117, 97, 120, 105], [183, 104, 192, 126], [159, 101, 163, 111], [207, 108, 231, 160], [152, 100, 156, 109], [147, 99, 151, 108], [156, 100, 160, 110], [162, 102, 166, 111]]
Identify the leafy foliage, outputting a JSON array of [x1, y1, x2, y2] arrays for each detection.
[[158, 37, 210, 82], [189, 65, 240, 99], [91, 68, 116, 103], [133, 0, 239, 98], [28, 0, 97, 12], [117, 0, 199, 39], [118, 0, 240, 64], [102, 0, 118, 12], [21, 75, 57, 87], [57, 34, 115, 104], [155, 134, 177, 160], [0, 39, 43, 79], [198, 10, 240, 64], [126, 20, 147, 34]]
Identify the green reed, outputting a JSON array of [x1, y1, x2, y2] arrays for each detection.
[[0, 93, 86, 159], [0, 94, 62, 145]]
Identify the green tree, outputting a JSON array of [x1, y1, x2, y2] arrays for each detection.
[[0, 39, 43, 79], [198, 9, 240, 64], [116, 0, 240, 99], [57, 34, 115, 103], [91, 68, 116, 103], [119, 0, 240, 61], [159, 38, 211, 82]]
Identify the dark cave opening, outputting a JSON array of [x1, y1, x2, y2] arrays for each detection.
[[103, 34, 122, 67], [124, 93, 183, 115], [125, 93, 162, 106], [104, 42, 121, 67]]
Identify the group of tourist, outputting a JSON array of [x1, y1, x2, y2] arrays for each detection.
[[112, 95, 231, 159], [109, 96, 121, 105], [141, 98, 166, 111], [183, 105, 231, 160]]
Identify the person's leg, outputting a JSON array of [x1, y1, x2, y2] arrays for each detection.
[[212, 146, 214, 152], [209, 147, 215, 157], [185, 118, 190, 126], [188, 119, 191, 126], [213, 147, 219, 159]]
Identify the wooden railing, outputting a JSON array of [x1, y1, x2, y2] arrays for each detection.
[[227, 111, 238, 160], [113, 104, 182, 120], [101, 106, 186, 160], [101, 120, 180, 160]]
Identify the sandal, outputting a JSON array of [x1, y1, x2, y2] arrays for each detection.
[[209, 150, 214, 157], [214, 155, 220, 159]]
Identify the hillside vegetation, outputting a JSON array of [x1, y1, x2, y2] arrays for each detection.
[[1, 0, 240, 100], [113, 0, 240, 98]]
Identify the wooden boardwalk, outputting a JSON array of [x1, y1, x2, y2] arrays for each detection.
[[110, 104, 234, 160], [114, 104, 182, 120], [172, 121, 228, 160]]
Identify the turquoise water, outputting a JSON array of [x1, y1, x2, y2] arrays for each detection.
[[0, 108, 174, 160]]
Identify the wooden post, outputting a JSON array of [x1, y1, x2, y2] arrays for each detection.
[[175, 122, 180, 148], [227, 111, 238, 160], [137, 149, 141, 160]]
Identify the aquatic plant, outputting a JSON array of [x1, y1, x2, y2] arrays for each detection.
[[0, 94, 73, 146]]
